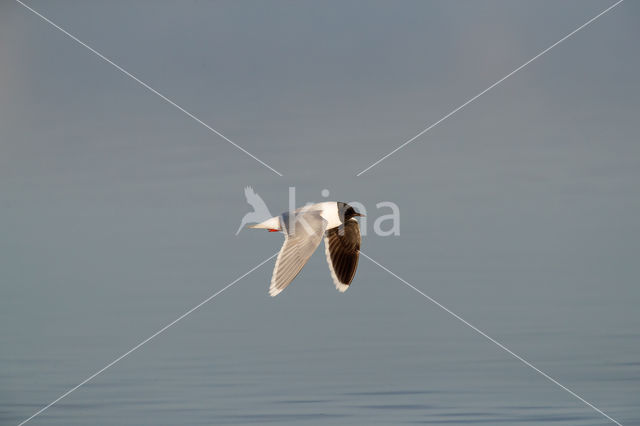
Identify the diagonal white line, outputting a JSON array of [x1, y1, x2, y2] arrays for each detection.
[[15, 0, 283, 177], [360, 251, 622, 425], [356, 0, 624, 176], [17, 252, 278, 426]]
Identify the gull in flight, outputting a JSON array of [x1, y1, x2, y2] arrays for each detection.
[[249, 202, 364, 296]]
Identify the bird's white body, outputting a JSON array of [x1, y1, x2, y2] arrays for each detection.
[[250, 202, 342, 231]]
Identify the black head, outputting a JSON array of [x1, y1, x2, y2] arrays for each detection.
[[337, 202, 365, 221]]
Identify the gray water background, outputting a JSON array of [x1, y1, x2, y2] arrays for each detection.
[[1, 1, 639, 424]]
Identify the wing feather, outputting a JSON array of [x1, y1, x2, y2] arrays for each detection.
[[269, 212, 327, 296], [323, 219, 361, 292]]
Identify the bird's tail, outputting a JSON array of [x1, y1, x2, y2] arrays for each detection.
[[247, 216, 281, 231]]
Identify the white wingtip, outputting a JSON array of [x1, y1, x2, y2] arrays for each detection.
[[268, 286, 283, 297], [336, 283, 349, 293]]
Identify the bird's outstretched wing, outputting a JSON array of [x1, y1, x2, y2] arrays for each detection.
[[324, 218, 361, 292], [269, 211, 327, 296]]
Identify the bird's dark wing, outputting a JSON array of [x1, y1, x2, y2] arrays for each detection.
[[323, 219, 361, 292]]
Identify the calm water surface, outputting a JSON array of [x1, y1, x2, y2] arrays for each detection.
[[2, 1, 639, 424]]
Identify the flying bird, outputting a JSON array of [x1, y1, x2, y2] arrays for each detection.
[[249, 202, 363, 296]]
